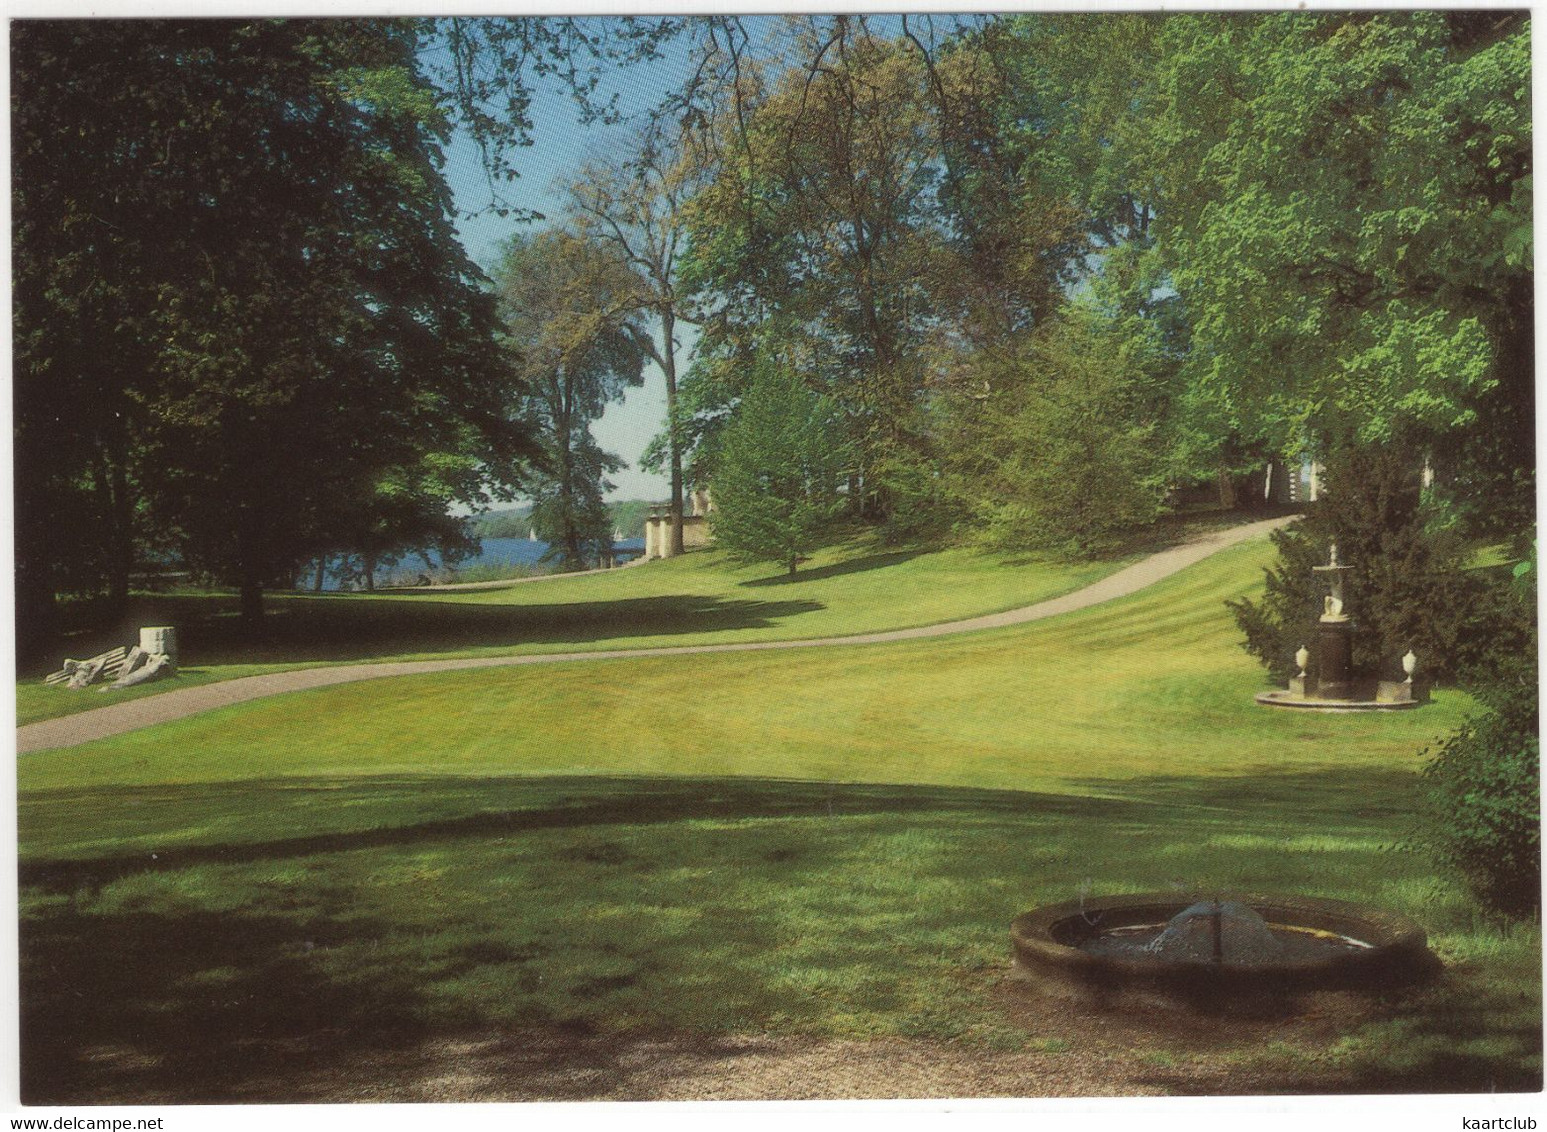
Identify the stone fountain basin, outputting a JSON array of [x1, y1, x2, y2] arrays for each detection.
[[1011, 892, 1436, 1011]]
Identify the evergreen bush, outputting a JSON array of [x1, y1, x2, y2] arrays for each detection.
[[1227, 443, 1526, 686]]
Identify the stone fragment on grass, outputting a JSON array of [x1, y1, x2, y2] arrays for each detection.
[[109, 651, 173, 689]]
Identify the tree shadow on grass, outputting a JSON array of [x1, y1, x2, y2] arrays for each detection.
[[19, 775, 1122, 896], [19, 769, 1541, 1102], [1128, 965, 1543, 1095], [29, 593, 827, 675], [739, 551, 924, 587], [21, 903, 436, 1104]]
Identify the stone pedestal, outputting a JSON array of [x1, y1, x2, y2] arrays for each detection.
[[1375, 680, 1411, 705], [1316, 620, 1354, 700], [140, 625, 178, 670]]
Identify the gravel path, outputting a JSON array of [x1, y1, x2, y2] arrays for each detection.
[[17, 515, 1293, 754]]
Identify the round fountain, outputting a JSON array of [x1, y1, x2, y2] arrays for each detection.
[[1011, 893, 1436, 1012]]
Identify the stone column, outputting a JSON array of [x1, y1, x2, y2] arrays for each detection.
[[140, 626, 178, 670], [1316, 621, 1354, 700], [1311, 543, 1354, 700]]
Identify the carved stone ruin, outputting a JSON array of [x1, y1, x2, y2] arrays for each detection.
[[45, 627, 178, 692]]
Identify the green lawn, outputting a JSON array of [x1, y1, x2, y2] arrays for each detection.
[[18, 534, 1133, 726], [17, 534, 1541, 1101]]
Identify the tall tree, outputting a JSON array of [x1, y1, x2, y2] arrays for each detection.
[[680, 19, 949, 517], [12, 16, 692, 654], [567, 122, 716, 556], [937, 304, 1173, 559], [13, 19, 535, 644], [709, 358, 853, 577], [493, 229, 648, 571], [1142, 11, 1532, 534]]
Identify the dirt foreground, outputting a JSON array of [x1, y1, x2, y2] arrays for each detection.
[[36, 977, 1527, 1105]]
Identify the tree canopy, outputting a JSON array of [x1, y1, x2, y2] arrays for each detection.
[[493, 229, 648, 571], [14, 19, 691, 648], [13, 12, 1532, 671]]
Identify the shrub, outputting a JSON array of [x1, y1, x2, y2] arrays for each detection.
[[938, 310, 1171, 559], [1417, 651, 1540, 920]]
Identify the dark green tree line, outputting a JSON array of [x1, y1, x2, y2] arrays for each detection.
[[13, 19, 551, 649]]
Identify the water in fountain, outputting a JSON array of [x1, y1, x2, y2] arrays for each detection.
[[1143, 900, 1285, 965], [1077, 899, 1318, 965]]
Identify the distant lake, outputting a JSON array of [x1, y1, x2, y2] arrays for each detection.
[[318, 536, 645, 590]]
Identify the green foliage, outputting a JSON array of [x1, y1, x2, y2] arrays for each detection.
[[939, 307, 1172, 559], [469, 507, 534, 540], [709, 361, 853, 576], [678, 24, 998, 518], [1146, 12, 1532, 532], [1227, 444, 1533, 686], [492, 229, 648, 571], [605, 500, 651, 540], [12, 19, 534, 641], [1419, 652, 1540, 919]]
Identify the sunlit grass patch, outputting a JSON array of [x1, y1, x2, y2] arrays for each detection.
[[19, 529, 1149, 725]]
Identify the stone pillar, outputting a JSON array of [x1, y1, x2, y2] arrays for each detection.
[[1316, 621, 1354, 700], [140, 625, 178, 670]]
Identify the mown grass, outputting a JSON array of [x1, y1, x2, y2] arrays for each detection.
[[18, 774, 1540, 1101], [17, 532, 1540, 1101], [19, 540, 1463, 792], [18, 531, 1138, 726]]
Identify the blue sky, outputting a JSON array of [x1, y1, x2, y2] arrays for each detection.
[[437, 27, 706, 504]]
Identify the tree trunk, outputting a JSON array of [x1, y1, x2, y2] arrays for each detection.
[[239, 577, 264, 628], [105, 450, 133, 613], [91, 438, 132, 618], [1216, 466, 1237, 510], [314, 556, 327, 592], [237, 516, 265, 631], [662, 306, 686, 556]]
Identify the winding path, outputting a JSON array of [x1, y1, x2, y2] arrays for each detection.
[[17, 516, 1293, 754]]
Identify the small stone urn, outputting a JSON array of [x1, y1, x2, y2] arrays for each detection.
[[1289, 646, 1311, 697]]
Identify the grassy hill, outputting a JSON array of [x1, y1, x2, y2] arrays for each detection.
[[16, 529, 1539, 1100], [18, 531, 1137, 725]]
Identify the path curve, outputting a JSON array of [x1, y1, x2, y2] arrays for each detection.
[[17, 516, 1294, 754]]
